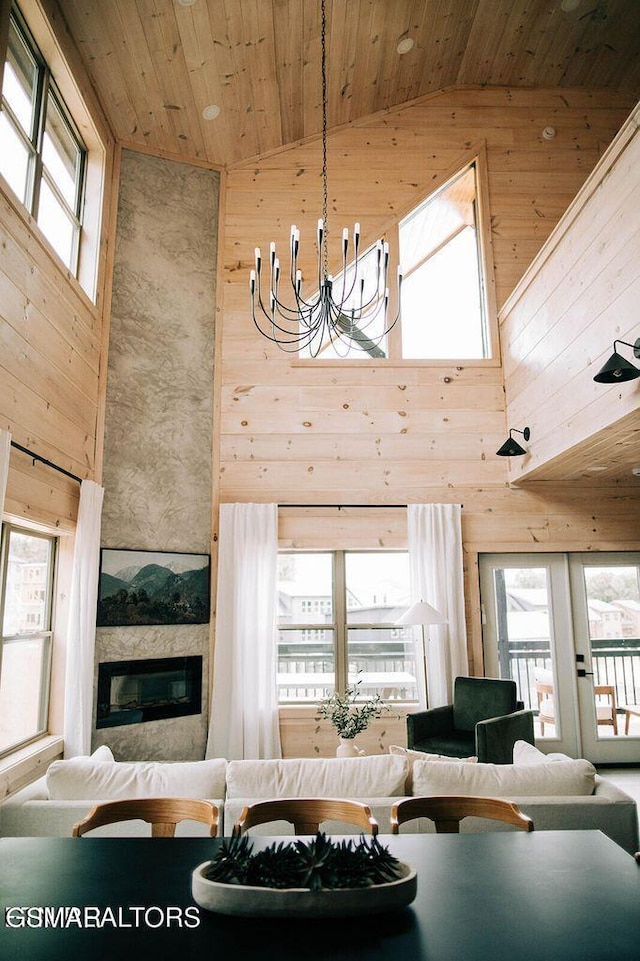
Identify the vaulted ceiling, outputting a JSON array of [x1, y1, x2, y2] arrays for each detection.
[[60, 0, 640, 169]]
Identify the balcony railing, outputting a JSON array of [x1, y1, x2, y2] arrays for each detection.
[[505, 639, 640, 713], [277, 636, 640, 712]]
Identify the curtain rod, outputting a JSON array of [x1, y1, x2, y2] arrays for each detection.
[[278, 504, 407, 509], [11, 440, 83, 484]]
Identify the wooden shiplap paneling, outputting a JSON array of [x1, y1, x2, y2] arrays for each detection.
[[501, 104, 640, 485]]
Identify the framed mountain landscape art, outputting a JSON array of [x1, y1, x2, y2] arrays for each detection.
[[97, 549, 211, 627]]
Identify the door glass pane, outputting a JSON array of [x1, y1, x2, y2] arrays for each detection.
[[583, 565, 640, 738], [491, 566, 558, 739], [277, 553, 334, 701], [345, 552, 416, 701]]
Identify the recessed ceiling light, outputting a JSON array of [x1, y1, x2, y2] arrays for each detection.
[[560, 0, 581, 11], [397, 37, 415, 55], [202, 104, 221, 120], [177, 0, 197, 7]]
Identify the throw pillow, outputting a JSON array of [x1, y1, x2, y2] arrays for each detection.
[[90, 745, 115, 763], [513, 740, 571, 765], [411, 756, 596, 798]]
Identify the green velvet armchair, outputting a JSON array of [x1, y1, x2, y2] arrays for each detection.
[[407, 676, 535, 765]]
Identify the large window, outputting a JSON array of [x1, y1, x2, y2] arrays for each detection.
[[0, 524, 56, 757], [299, 160, 492, 362], [277, 550, 418, 704], [399, 163, 489, 360], [0, 4, 86, 272]]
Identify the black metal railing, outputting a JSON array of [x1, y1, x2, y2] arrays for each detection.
[[505, 639, 640, 713]]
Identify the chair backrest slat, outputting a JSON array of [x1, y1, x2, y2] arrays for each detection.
[[232, 798, 379, 837], [72, 798, 219, 837], [390, 795, 534, 834]]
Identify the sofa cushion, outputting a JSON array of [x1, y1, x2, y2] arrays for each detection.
[[46, 757, 227, 801], [225, 755, 408, 799], [411, 757, 596, 798], [90, 745, 115, 763], [389, 745, 477, 792]]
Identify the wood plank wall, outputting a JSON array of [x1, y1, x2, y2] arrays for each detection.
[[0, 0, 115, 532], [219, 87, 640, 708], [501, 103, 640, 484]]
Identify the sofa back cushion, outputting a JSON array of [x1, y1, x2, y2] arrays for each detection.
[[46, 757, 227, 801], [411, 757, 596, 798], [225, 755, 408, 799]]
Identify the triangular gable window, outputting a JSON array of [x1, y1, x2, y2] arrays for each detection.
[[300, 158, 493, 361]]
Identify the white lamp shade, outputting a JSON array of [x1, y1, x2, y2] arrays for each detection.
[[395, 600, 447, 626]]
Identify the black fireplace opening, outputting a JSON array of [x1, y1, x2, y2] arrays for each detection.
[[97, 656, 203, 728]]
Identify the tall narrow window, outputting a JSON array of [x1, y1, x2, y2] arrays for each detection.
[[277, 550, 416, 704], [0, 4, 86, 272], [0, 524, 56, 757], [399, 162, 489, 359]]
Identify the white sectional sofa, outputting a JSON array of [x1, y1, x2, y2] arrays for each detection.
[[1, 743, 637, 854], [0, 748, 227, 838]]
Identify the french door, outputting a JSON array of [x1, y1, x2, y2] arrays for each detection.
[[480, 553, 640, 763]]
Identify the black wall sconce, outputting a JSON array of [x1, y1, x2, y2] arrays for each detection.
[[496, 427, 530, 457], [593, 339, 640, 383]]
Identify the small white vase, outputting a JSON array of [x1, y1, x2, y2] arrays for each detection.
[[336, 737, 363, 758]]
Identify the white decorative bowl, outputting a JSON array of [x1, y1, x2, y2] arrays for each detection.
[[191, 860, 417, 918]]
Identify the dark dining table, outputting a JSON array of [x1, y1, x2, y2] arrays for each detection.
[[1, 830, 639, 961]]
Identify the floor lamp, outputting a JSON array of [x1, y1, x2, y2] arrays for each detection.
[[396, 600, 448, 708]]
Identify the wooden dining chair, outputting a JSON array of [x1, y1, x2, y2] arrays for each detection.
[[390, 795, 534, 834], [232, 798, 379, 837], [72, 798, 219, 837]]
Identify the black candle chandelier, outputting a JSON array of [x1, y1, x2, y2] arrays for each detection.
[[249, 0, 402, 357]]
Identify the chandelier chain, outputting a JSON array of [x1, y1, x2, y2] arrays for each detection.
[[321, 0, 328, 280], [248, 0, 401, 357]]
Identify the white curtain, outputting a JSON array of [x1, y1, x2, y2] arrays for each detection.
[[0, 430, 10, 518], [206, 503, 282, 760], [63, 479, 104, 758], [407, 504, 468, 708]]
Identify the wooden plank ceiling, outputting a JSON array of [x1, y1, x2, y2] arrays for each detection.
[[60, 0, 640, 168]]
